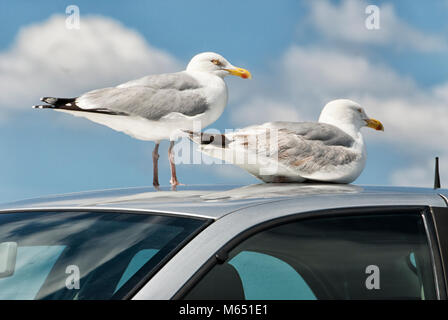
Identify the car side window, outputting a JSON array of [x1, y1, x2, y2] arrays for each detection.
[[114, 249, 159, 293], [229, 251, 316, 300], [184, 212, 437, 300], [0, 246, 66, 299]]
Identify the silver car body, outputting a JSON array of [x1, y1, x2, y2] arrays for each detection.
[[1, 183, 447, 299]]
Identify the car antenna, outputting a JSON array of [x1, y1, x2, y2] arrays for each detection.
[[434, 157, 441, 189]]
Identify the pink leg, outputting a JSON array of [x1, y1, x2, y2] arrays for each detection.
[[152, 143, 160, 189], [168, 141, 181, 187]]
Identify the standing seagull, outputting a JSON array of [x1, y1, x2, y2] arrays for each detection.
[[33, 52, 251, 187], [187, 99, 384, 184]]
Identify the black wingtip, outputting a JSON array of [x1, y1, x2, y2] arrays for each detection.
[[184, 131, 228, 148], [40, 97, 59, 104]]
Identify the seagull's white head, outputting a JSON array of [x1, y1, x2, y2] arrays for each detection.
[[318, 99, 384, 133], [186, 52, 252, 79]]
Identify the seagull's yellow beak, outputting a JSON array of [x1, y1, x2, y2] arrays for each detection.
[[224, 67, 252, 79], [365, 118, 384, 131]]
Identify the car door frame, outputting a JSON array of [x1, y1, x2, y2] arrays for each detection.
[[429, 206, 448, 296], [173, 206, 447, 300]]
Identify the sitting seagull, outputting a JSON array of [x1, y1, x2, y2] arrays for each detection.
[[186, 99, 384, 184], [33, 52, 251, 187]]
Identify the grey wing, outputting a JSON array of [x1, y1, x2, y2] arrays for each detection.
[[233, 122, 359, 174], [116, 71, 201, 90], [265, 121, 354, 147], [75, 72, 209, 120]]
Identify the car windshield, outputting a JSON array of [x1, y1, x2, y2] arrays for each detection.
[[0, 210, 208, 300]]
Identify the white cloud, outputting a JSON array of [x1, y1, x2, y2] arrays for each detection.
[[302, 0, 448, 52], [279, 46, 418, 115], [391, 157, 447, 188], [231, 97, 302, 127], [0, 14, 180, 112]]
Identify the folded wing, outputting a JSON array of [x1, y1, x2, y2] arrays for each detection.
[[36, 72, 210, 121], [220, 121, 360, 174]]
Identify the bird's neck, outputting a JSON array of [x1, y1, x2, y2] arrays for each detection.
[[341, 123, 365, 152], [340, 123, 361, 138], [185, 70, 228, 128]]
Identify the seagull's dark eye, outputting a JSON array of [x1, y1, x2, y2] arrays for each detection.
[[357, 108, 363, 113], [211, 59, 222, 66]]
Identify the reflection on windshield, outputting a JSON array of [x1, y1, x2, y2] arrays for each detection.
[[0, 211, 206, 299]]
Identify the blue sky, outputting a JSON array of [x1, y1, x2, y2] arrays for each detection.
[[0, 0, 448, 203]]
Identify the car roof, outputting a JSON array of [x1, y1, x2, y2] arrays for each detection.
[[1, 184, 447, 219]]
